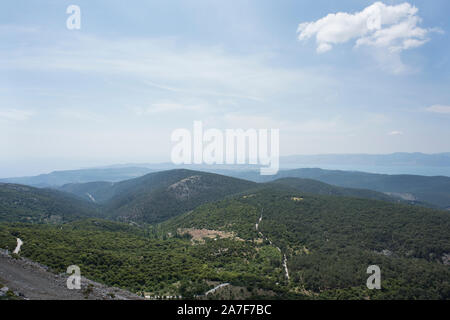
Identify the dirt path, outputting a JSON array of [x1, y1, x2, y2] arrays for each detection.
[[282, 254, 290, 280], [205, 283, 230, 296], [13, 238, 23, 254], [86, 193, 96, 203], [255, 209, 290, 281], [0, 251, 142, 300]]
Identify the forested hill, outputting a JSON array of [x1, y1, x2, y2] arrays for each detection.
[[59, 181, 116, 204], [1, 177, 449, 299], [59, 169, 258, 224], [4, 165, 450, 210], [229, 168, 450, 209], [57, 169, 443, 225], [0, 183, 100, 223], [105, 169, 258, 224], [267, 178, 400, 203], [0, 167, 154, 187], [4, 168, 446, 227], [162, 186, 450, 299]]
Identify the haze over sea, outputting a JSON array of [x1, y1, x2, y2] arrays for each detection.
[[281, 165, 450, 177]]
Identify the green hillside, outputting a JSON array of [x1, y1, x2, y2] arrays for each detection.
[[1, 170, 449, 299], [59, 181, 116, 203], [268, 178, 399, 202], [0, 219, 290, 299], [162, 187, 450, 299], [57, 169, 258, 224], [0, 183, 100, 223], [105, 169, 258, 224], [230, 168, 450, 209], [58, 170, 433, 225], [6, 165, 450, 209], [1, 185, 449, 299]]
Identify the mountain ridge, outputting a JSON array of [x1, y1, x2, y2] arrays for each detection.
[[0, 183, 100, 223]]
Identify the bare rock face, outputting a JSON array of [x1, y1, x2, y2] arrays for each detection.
[[0, 286, 9, 296], [384, 192, 416, 201], [442, 253, 450, 265], [167, 176, 203, 200]]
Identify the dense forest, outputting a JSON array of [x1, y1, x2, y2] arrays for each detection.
[[0, 184, 100, 223], [268, 178, 402, 203], [59, 169, 257, 224], [232, 168, 450, 209], [162, 187, 450, 299], [0, 170, 449, 299], [0, 220, 289, 299]]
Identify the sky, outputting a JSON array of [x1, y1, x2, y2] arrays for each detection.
[[1, 0, 450, 177]]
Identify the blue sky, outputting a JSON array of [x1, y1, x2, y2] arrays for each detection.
[[1, 0, 449, 177]]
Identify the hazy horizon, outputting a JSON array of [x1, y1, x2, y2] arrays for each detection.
[[2, 151, 450, 179]]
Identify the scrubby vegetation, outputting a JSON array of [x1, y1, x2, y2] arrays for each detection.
[[163, 187, 450, 299], [0, 220, 288, 298], [240, 168, 450, 209], [0, 183, 100, 223]]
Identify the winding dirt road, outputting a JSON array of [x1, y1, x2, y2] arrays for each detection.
[[255, 209, 290, 281]]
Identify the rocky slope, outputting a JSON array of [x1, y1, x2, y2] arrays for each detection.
[[0, 250, 142, 300]]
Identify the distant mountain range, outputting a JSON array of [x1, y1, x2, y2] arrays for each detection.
[[1, 153, 450, 210], [0, 167, 155, 187], [0, 169, 421, 225], [2, 153, 449, 187], [281, 152, 450, 167]]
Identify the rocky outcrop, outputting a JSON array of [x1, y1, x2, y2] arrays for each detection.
[[167, 176, 203, 200]]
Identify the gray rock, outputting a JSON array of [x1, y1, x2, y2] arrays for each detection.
[[442, 253, 450, 265]]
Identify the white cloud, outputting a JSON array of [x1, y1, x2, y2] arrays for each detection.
[[297, 2, 439, 54], [0, 108, 34, 121], [388, 130, 403, 136], [426, 105, 450, 114]]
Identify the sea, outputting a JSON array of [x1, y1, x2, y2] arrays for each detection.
[[281, 164, 450, 177]]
